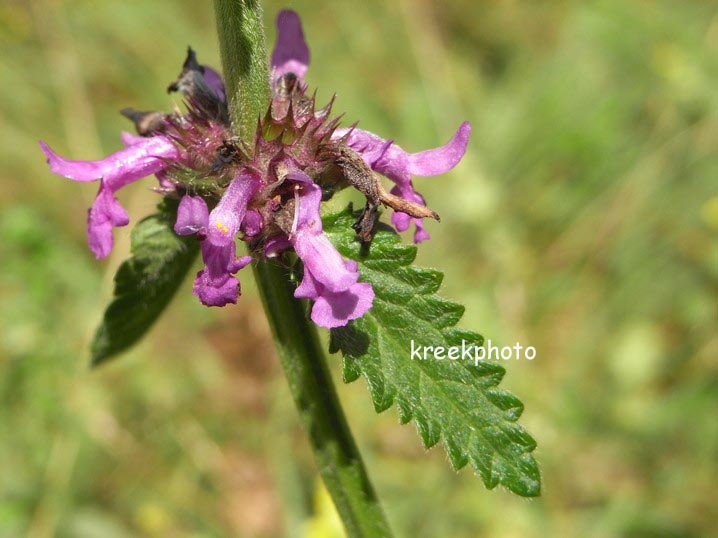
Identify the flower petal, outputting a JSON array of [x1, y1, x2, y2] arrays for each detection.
[[293, 232, 358, 292], [154, 170, 176, 191], [335, 121, 471, 183], [407, 121, 471, 176], [264, 235, 292, 258], [120, 131, 146, 146], [41, 136, 180, 257], [208, 173, 259, 247], [334, 128, 410, 183], [193, 245, 252, 307], [174, 195, 209, 236], [201, 65, 226, 103], [39, 136, 179, 189], [389, 184, 431, 242], [240, 209, 263, 237], [294, 262, 321, 299], [271, 10, 310, 81], [193, 174, 256, 309], [201, 240, 236, 283], [286, 177, 375, 326], [87, 183, 130, 258], [294, 259, 374, 328], [335, 124, 470, 243], [228, 255, 252, 274], [285, 171, 322, 232], [286, 171, 358, 292], [310, 281, 375, 329], [192, 269, 240, 307]]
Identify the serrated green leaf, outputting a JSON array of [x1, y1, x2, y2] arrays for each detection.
[[91, 198, 200, 366], [325, 207, 541, 497]]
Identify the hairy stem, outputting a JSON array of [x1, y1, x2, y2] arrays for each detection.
[[213, 2, 393, 535], [214, 0, 270, 138], [252, 260, 393, 537]]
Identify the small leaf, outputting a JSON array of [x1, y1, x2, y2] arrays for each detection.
[[325, 207, 541, 497], [91, 197, 200, 366]]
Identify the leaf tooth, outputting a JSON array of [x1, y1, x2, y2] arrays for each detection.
[[468, 444, 499, 489], [512, 456, 541, 497], [474, 451, 541, 497], [501, 423, 538, 451], [484, 388, 525, 421], [413, 412, 441, 448], [373, 391, 394, 414], [402, 267, 443, 294], [444, 437, 470, 470], [341, 357, 361, 383], [396, 400, 413, 425], [365, 372, 393, 413]]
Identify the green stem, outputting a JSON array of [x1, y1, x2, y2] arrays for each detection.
[[213, 2, 393, 536], [214, 0, 271, 139], [252, 260, 393, 537]]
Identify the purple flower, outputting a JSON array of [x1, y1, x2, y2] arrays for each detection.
[[39, 136, 180, 258], [241, 210, 263, 238], [201, 65, 226, 103], [295, 259, 374, 329], [39, 9, 469, 329], [334, 122, 471, 242], [39, 48, 233, 259], [192, 242, 252, 307], [174, 174, 258, 307], [120, 131, 146, 147], [271, 10, 310, 85], [174, 195, 209, 237], [195, 172, 257, 306], [284, 171, 374, 328]]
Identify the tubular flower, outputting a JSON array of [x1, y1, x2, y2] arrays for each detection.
[[39, 9, 470, 328], [40, 136, 180, 258], [282, 171, 374, 327], [333, 123, 471, 243]]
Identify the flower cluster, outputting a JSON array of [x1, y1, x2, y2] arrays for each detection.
[[40, 10, 470, 328]]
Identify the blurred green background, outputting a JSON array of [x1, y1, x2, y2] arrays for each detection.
[[1, 0, 717, 536]]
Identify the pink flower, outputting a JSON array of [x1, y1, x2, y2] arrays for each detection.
[[271, 10, 310, 85], [174, 174, 258, 307], [285, 171, 374, 328], [334, 122, 471, 243], [38, 9, 470, 329], [39, 136, 180, 258]]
